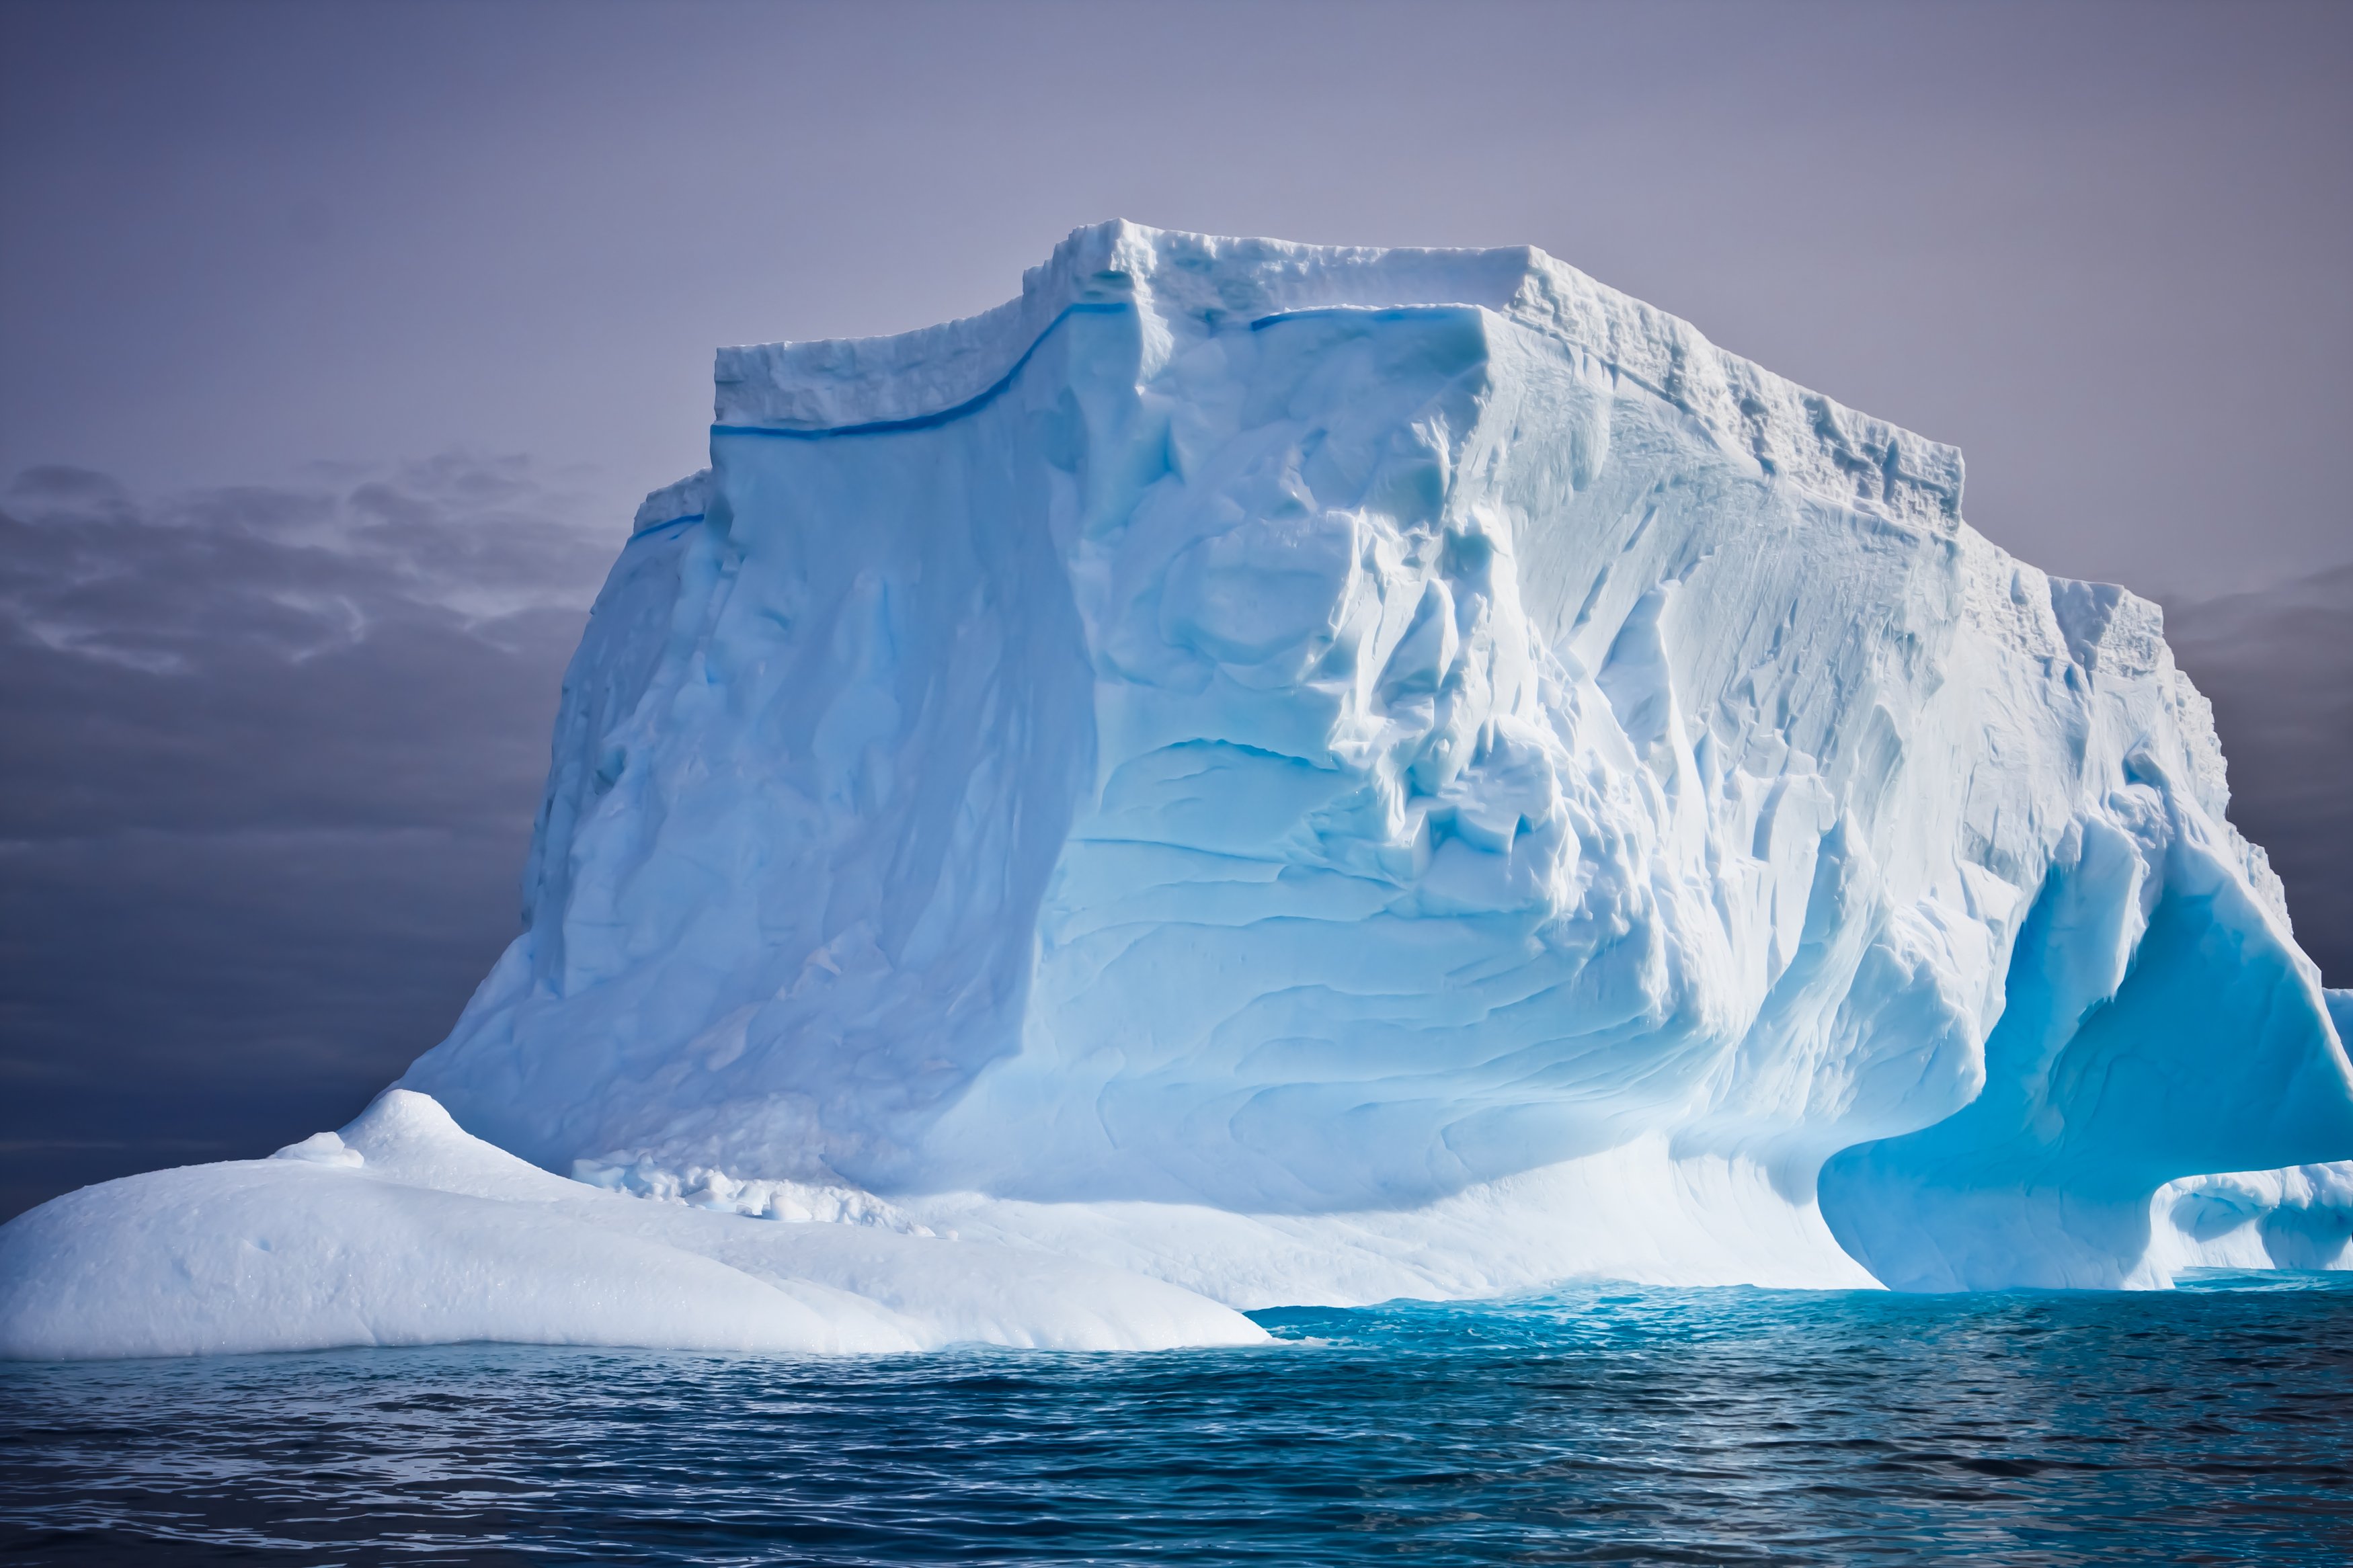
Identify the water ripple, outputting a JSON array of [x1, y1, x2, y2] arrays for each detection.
[[4, 1272, 2350, 1564]]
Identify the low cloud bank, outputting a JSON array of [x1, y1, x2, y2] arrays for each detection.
[[1, 459, 610, 1218]]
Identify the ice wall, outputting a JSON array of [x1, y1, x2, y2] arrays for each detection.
[[393, 222, 2353, 1297]]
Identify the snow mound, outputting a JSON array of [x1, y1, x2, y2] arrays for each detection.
[[0, 1091, 1264, 1360]]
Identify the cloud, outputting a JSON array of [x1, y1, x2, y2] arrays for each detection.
[[0, 458, 615, 1217], [1, 457, 612, 837], [2164, 563, 2353, 987]]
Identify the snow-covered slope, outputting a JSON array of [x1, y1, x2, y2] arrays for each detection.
[[8, 223, 2349, 1358], [0, 1091, 1262, 1358]]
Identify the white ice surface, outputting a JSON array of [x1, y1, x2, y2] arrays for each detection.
[[0, 1091, 1263, 1360], [7, 223, 2350, 1360]]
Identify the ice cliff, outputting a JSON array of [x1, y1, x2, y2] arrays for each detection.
[[7, 222, 2348, 1359]]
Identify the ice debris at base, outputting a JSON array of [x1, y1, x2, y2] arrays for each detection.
[[5, 222, 2350, 1360], [571, 1151, 934, 1231]]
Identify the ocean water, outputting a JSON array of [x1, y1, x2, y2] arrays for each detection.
[[3, 1272, 2348, 1565]]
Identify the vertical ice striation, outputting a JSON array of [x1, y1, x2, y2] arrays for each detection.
[[400, 222, 2353, 1298]]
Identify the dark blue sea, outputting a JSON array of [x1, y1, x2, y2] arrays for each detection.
[[4, 1272, 2349, 1565]]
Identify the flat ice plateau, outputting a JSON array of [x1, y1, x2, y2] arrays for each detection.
[[7, 222, 2349, 1359]]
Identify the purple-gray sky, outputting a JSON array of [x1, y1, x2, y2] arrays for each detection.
[[3, 0, 2348, 1217]]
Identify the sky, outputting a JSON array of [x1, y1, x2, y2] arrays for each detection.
[[2, 0, 2348, 1218]]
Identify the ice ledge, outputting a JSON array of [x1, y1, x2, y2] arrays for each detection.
[[712, 219, 1964, 530], [631, 468, 710, 536]]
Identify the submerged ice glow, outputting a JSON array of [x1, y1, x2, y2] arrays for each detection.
[[5, 223, 2349, 1358]]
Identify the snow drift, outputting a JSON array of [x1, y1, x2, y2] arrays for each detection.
[[7, 222, 2349, 1359], [0, 1091, 1261, 1358]]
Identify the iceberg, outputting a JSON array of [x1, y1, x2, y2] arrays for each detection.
[[7, 222, 2349, 1359]]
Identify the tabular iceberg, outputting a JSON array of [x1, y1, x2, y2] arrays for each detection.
[[7, 222, 2349, 1359]]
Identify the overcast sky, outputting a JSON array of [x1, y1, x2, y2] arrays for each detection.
[[3, 0, 2348, 1216]]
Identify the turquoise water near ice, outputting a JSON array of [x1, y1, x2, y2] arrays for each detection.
[[3, 1272, 2348, 1565]]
